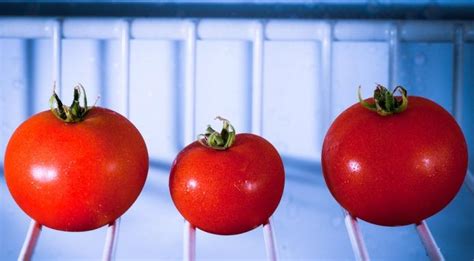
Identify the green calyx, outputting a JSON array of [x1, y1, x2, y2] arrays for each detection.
[[358, 84, 408, 116], [198, 116, 236, 150], [49, 83, 92, 123]]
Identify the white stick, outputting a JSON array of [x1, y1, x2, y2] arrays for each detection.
[[465, 170, 474, 195], [416, 220, 444, 261], [343, 211, 370, 261], [102, 218, 121, 261], [263, 218, 278, 261], [251, 21, 264, 135], [184, 21, 197, 146], [120, 19, 131, 118], [183, 220, 196, 261], [52, 19, 62, 96], [18, 220, 42, 261]]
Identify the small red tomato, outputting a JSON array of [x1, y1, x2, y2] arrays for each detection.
[[322, 85, 468, 226], [4, 85, 149, 231], [169, 117, 285, 235]]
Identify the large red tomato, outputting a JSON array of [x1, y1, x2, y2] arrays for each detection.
[[322, 85, 468, 226], [169, 117, 285, 235], [4, 86, 148, 231]]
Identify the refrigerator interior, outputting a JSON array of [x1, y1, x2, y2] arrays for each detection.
[[1, 2, 474, 260]]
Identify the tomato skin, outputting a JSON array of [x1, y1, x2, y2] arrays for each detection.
[[169, 133, 285, 235], [4, 107, 149, 231], [322, 96, 468, 226]]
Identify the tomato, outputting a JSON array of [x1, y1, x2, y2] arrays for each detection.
[[4, 86, 148, 231], [322, 85, 468, 226], [169, 117, 285, 235]]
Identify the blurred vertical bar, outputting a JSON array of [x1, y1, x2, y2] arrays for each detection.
[[18, 220, 42, 260], [388, 23, 399, 88], [415, 221, 445, 261], [263, 218, 278, 261], [121, 19, 131, 118], [52, 19, 62, 96], [321, 22, 333, 134], [252, 21, 264, 135], [184, 21, 197, 146], [25, 40, 35, 117], [102, 219, 120, 261], [344, 211, 370, 261], [453, 24, 464, 123], [183, 220, 196, 261]]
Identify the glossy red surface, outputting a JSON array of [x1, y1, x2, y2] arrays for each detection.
[[169, 133, 285, 235], [322, 96, 468, 226], [4, 107, 149, 231]]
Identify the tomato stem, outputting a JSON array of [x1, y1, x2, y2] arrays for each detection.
[[358, 84, 408, 116], [49, 83, 92, 123], [198, 116, 236, 150]]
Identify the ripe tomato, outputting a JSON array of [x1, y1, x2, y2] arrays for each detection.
[[4, 86, 148, 231], [322, 85, 468, 226], [169, 117, 285, 235]]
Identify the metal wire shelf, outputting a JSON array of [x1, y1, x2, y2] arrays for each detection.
[[1, 17, 472, 260]]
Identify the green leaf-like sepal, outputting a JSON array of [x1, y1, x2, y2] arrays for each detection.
[[359, 84, 408, 116], [49, 83, 93, 123], [198, 116, 236, 150]]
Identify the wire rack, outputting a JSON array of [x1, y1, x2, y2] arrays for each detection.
[[1, 18, 473, 260]]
